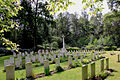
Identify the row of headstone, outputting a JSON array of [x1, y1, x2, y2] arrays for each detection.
[[5, 50, 103, 70], [82, 58, 109, 80], [6, 55, 108, 80]]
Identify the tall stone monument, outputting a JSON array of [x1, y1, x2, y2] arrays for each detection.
[[61, 35, 67, 53]]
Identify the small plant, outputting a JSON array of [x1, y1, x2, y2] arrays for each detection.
[[55, 66, 64, 72], [60, 57, 66, 62], [72, 61, 82, 67], [98, 72, 107, 78], [69, 64, 75, 68], [82, 59, 89, 64], [44, 67, 50, 76], [21, 62, 25, 69]]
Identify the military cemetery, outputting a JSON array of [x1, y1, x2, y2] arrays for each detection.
[[0, 0, 120, 80]]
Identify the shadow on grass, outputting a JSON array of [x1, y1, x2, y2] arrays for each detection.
[[89, 69, 117, 80], [108, 69, 117, 72]]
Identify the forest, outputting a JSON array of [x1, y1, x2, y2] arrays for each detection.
[[0, 0, 120, 52]]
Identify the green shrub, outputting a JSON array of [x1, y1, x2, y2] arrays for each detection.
[[111, 46, 117, 50], [66, 47, 79, 51], [98, 55, 105, 59], [82, 59, 90, 64], [69, 64, 75, 68], [51, 41, 58, 49], [104, 46, 117, 51], [98, 72, 107, 78], [55, 66, 64, 72], [85, 45, 95, 50], [72, 61, 82, 67], [60, 57, 66, 62], [49, 60, 55, 64], [21, 62, 25, 69], [117, 48, 120, 51], [104, 46, 109, 51]]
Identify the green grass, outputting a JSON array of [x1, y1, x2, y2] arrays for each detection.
[[0, 51, 120, 80]]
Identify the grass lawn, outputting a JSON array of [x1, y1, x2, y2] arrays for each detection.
[[0, 51, 120, 80]]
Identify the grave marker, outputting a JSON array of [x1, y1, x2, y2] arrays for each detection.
[[55, 58, 60, 66], [6, 65, 15, 80], [100, 59, 104, 72], [44, 60, 50, 76], [68, 56, 72, 66], [106, 57, 109, 70], [82, 65, 88, 80], [91, 62, 95, 78], [25, 62, 32, 77]]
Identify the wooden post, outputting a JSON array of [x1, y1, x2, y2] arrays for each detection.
[[82, 65, 88, 80], [6, 65, 15, 80]]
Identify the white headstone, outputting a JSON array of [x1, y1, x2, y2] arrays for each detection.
[[10, 57, 14, 65], [22, 53, 24, 57], [44, 55, 47, 60], [15, 58, 20, 68], [40, 56, 43, 64], [25, 57, 31, 63], [13, 52, 16, 57], [31, 56, 35, 62], [4, 59, 10, 69]]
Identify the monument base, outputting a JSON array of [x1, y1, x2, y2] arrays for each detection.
[[61, 48, 67, 53]]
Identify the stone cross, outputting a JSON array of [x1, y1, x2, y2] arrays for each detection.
[[62, 35, 65, 49]]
